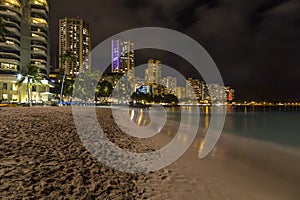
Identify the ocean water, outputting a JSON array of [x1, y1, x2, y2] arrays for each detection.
[[223, 106, 300, 148], [128, 105, 300, 149]]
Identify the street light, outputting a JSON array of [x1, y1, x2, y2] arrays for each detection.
[[17, 73, 22, 80], [16, 74, 22, 103]]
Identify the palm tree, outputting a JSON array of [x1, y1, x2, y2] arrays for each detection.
[[59, 50, 77, 104], [96, 80, 113, 103], [17, 64, 43, 106], [0, 17, 8, 43], [59, 50, 77, 71], [73, 71, 101, 102]]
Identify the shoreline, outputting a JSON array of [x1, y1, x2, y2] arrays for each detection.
[[147, 119, 300, 199], [1, 106, 300, 199]]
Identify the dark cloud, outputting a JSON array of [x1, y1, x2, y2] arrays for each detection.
[[49, 0, 300, 101]]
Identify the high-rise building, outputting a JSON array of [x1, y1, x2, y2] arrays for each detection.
[[145, 59, 161, 85], [205, 84, 226, 103], [176, 87, 186, 100], [225, 86, 235, 101], [162, 76, 177, 94], [0, 0, 50, 74], [111, 39, 134, 81], [30, 0, 50, 75], [0, 0, 22, 74], [0, 0, 52, 103], [59, 17, 91, 76], [185, 78, 203, 100]]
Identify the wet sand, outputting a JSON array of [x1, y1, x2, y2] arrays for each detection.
[[148, 120, 300, 200], [1, 107, 300, 199]]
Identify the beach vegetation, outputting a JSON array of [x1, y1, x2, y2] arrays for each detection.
[[16, 64, 43, 106]]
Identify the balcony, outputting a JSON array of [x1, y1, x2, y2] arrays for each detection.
[[0, 58, 20, 66], [32, 64, 48, 76], [31, 8, 48, 20], [31, 44, 47, 51], [3, 20, 21, 30], [31, 30, 47, 38], [0, 42, 20, 51], [0, 10, 21, 22], [33, 64, 47, 70], [0, 52, 20, 60], [0, 2, 21, 13], [30, 59, 47, 66], [5, 27, 20, 36], [5, 37, 20, 45], [31, 17, 48, 29], [30, 0, 49, 12], [31, 36, 48, 45], [31, 50, 47, 58]]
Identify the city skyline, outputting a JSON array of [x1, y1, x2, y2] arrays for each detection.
[[48, 0, 300, 101], [1, 1, 298, 102]]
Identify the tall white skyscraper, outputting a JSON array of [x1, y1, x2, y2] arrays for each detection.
[[59, 17, 91, 76]]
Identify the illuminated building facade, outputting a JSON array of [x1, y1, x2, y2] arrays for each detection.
[[111, 39, 134, 82], [185, 78, 203, 100], [30, 0, 50, 75], [0, 0, 52, 103], [205, 84, 227, 103], [162, 76, 177, 94], [225, 86, 235, 101], [59, 17, 91, 76], [145, 59, 161, 85], [176, 87, 186, 100]]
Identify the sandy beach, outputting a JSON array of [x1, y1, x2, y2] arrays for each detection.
[[0, 107, 170, 199], [1, 107, 300, 199]]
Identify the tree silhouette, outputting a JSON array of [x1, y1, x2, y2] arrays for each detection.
[[17, 64, 43, 106], [59, 50, 77, 103]]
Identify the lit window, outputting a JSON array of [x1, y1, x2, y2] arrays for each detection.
[[6, 40, 14, 45], [2, 94, 8, 100], [32, 33, 42, 38], [12, 84, 17, 91]]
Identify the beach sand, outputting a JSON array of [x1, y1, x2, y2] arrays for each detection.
[[0, 107, 169, 199], [1, 107, 300, 199]]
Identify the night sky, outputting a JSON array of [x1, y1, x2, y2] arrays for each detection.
[[49, 0, 300, 101]]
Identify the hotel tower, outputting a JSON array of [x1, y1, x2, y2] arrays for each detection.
[[111, 39, 134, 82], [0, 0, 51, 103], [59, 17, 91, 77]]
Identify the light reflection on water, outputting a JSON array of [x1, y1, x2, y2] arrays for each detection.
[[128, 106, 300, 149], [129, 109, 151, 127]]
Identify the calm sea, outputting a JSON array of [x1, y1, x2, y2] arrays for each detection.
[[128, 105, 300, 149]]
